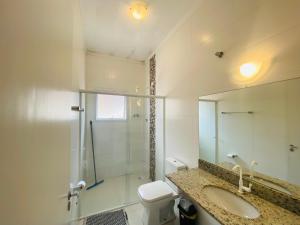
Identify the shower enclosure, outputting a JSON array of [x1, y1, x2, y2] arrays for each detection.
[[78, 91, 165, 217]]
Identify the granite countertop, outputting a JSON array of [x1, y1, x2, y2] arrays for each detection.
[[167, 168, 300, 225]]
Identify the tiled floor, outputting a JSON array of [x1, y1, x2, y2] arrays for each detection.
[[80, 173, 150, 217], [125, 203, 144, 225], [78, 173, 179, 225], [125, 203, 179, 225], [78, 203, 179, 225]]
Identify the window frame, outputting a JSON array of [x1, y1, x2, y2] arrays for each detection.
[[95, 94, 127, 121]]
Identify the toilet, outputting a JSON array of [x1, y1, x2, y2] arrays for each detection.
[[138, 158, 186, 225]]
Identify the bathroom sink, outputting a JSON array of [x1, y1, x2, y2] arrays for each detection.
[[202, 186, 260, 219], [245, 176, 291, 195]]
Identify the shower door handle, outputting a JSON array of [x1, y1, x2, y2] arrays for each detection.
[[71, 106, 84, 112]]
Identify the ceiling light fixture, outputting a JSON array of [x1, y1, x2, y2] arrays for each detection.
[[240, 63, 259, 78], [130, 1, 148, 20]]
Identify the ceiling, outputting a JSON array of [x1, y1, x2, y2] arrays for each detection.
[[80, 0, 201, 61]]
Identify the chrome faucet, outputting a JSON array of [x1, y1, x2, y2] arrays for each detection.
[[232, 165, 252, 194]]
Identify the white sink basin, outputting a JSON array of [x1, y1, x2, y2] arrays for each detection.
[[202, 186, 260, 219]]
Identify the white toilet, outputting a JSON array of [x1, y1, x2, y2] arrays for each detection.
[[138, 158, 186, 225]]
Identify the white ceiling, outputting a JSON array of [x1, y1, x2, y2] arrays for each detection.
[[81, 0, 201, 61]]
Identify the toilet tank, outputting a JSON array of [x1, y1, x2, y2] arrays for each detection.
[[165, 157, 186, 174]]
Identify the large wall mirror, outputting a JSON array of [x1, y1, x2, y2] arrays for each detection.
[[199, 78, 300, 198]]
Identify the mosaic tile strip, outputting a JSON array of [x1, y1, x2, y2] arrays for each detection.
[[149, 55, 156, 181], [198, 159, 300, 215]]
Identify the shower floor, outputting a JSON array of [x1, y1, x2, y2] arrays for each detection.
[[80, 173, 150, 217]]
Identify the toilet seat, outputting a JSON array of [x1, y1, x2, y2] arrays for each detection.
[[138, 180, 174, 203]]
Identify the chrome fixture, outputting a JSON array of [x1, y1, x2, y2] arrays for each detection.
[[221, 111, 253, 114], [232, 165, 252, 194], [289, 144, 298, 152], [133, 113, 140, 118], [71, 106, 84, 112], [215, 51, 224, 58], [68, 191, 79, 200], [227, 153, 238, 159], [67, 191, 79, 211], [70, 180, 86, 192], [67, 181, 86, 211]]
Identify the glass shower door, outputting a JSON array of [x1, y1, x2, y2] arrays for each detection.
[[125, 96, 151, 204], [78, 93, 152, 217], [199, 100, 217, 164], [79, 93, 128, 216]]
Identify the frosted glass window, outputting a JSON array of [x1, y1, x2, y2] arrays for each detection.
[[96, 94, 126, 120]]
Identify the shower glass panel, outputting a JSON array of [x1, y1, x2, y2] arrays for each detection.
[[199, 101, 217, 164], [78, 92, 164, 217]]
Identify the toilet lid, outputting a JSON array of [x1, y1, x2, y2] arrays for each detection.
[[138, 180, 174, 203]]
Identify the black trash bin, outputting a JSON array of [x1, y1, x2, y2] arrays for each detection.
[[178, 198, 197, 225]]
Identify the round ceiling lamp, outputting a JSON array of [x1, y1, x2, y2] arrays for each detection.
[[130, 1, 148, 20], [239, 62, 260, 78]]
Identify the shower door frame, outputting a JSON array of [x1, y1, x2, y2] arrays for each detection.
[[79, 89, 165, 99], [78, 89, 166, 216]]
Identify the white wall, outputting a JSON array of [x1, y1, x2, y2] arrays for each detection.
[[153, 0, 300, 168], [85, 52, 146, 94], [0, 0, 85, 225]]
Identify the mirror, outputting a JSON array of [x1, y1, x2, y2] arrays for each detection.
[[199, 78, 300, 198]]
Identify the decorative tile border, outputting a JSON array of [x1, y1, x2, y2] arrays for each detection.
[[198, 159, 300, 215], [149, 55, 156, 181]]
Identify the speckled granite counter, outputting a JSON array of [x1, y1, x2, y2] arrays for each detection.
[[167, 168, 300, 225]]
